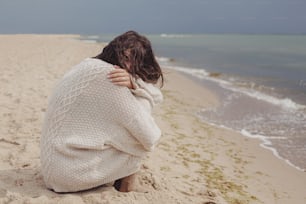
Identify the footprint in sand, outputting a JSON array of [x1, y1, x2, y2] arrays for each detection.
[[138, 171, 160, 190]]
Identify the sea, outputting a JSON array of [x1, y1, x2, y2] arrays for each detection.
[[80, 34, 306, 171]]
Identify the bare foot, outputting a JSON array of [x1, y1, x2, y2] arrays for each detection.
[[117, 174, 135, 192], [115, 173, 151, 193]]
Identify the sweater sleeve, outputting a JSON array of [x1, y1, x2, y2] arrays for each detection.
[[130, 77, 163, 107], [95, 72, 162, 151], [113, 86, 161, 151]]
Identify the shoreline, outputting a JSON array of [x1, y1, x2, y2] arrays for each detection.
[[157, 69, 306, 203], [169, 68, 306, 172], [202, 119, 305, 172], [0, 35, 305, 204]]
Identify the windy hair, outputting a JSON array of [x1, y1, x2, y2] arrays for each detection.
[[95, 31, 163, 86]]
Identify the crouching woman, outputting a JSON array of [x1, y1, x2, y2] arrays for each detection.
[[40, 31, 163, 193]]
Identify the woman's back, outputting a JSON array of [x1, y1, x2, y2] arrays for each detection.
[[40, 58, 161, 192]]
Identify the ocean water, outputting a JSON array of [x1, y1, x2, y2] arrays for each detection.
[[80, 34, 306, 171]]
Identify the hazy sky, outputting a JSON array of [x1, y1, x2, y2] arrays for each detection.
[[0, 0, 306, 34]]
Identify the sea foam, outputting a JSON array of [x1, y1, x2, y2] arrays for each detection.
[[197, 115, 305, 171], [160, 34, 191, 38], [240, 129, 305, 171]]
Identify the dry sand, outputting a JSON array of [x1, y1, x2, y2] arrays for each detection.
[[0, 35, 305, 204]]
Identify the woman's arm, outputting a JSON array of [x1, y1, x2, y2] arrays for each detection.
[[113, 88, 161, 151], [96, 72, 162, 151], [107, 66, 163, 114]]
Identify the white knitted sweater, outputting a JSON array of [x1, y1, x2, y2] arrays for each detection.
[[40, 58, 162, 192]]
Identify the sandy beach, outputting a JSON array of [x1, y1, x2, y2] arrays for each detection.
[[0, 35, 306, 204]]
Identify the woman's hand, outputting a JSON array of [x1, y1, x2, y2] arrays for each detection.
[[107, 65, 133, 89]]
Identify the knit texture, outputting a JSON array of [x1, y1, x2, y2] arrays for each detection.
[[40, 58, 162, 192]]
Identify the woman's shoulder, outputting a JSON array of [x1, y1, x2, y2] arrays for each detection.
[[60, 58, 113, 83], [70, 58, 114, 76], [83, 58, 113, 69]]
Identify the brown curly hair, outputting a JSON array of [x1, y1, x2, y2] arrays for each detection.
[[95, 31, 163, 86]]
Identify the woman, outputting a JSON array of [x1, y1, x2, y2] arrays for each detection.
[[40, 31, 163, 193]]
